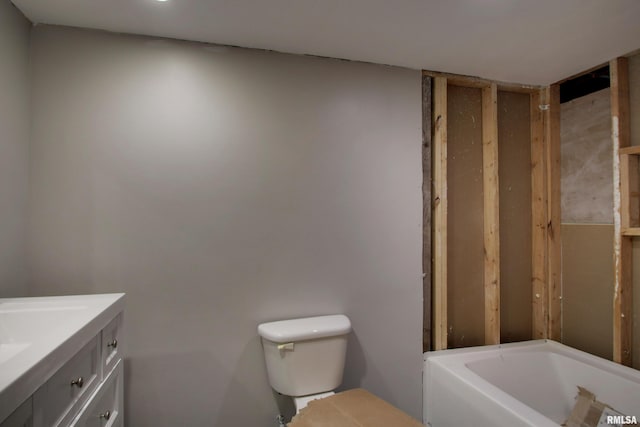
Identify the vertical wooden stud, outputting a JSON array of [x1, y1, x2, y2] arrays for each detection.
[[531, 84, 560, 340], [483, 83, 500, 344], [423, 76, 433, 352], [531, 89, 549, 339], [432, 77, 448, 350], [546, 84, 562, 340], [611, 57, 633, 366]]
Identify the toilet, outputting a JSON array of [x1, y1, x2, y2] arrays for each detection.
[[257, 314, 351, 413]]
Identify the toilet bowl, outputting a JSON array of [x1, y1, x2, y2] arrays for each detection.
[[258, 314, 351, 413]]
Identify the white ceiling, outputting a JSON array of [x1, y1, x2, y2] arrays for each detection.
[[12, 0, 640, 85]]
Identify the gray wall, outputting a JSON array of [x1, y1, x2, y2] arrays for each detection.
[[27, 26, 423, 425], [0, 0, 30, 297]]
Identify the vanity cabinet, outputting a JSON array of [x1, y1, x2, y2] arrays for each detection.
[[0, 398, 32, 427], [33, 312, 124, 427], [0, 302, 124, 427]]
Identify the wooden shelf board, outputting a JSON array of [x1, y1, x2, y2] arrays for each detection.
[[621, 227, 640, 236], [619, 146, 640, 156]]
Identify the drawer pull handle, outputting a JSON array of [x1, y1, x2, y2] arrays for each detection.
[[99, 410, 111, 420], [70, 377, 84, 388], [107, 339, 118, 349]]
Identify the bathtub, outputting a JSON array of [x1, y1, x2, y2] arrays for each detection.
[[423, 340, 640, 426]]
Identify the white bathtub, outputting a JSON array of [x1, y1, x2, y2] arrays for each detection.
[[423, 340, 640, 426]]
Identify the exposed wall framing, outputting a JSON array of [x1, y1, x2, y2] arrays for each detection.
[[483, 83, 500, 345], [546, 84, 562, 340], [531, 88, 549, 339], [432, 76, 448, 351], [611, 57, 633, 366], [428, 70, 542, 350], [428, 56, 637, 364], [423, 76, 432, 353], [423, 70, 540, 94]]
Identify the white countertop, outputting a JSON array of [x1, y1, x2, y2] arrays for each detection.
[[0, 293, 125, 422]]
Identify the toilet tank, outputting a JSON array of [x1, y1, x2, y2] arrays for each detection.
[[258, 315, 351, 397]]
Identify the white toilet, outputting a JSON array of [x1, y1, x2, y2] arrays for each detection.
[[258, 314, 351, 413]]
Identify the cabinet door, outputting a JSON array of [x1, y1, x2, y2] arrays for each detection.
[[0, 398, 32, 427], [70, 360, 123, 427]]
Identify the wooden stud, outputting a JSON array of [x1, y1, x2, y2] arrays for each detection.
[[494, 84, 542, 95], [531, 89, 548, 339], [432, 77, 448, 350], [483, 83, 500, 345], [614, 235, 633, 365], [530, 84, 560, 341], [611, 57, 633, 366], [423, 76, 433, 352], [422, 70, 490, 89], [422, 70, 541, 94], [546, 84, 562, 341]]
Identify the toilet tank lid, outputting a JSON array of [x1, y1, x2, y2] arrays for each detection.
[[258, 315, 351, 343]]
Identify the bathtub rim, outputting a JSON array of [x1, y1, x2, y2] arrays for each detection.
[[424, 339, 639, 382], [423, 339, 640, 426]]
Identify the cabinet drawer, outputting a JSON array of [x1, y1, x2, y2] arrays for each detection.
[[70, 360, 123, 427], [101, 313, 123, 376], [34, 336, 100, 427], [0, 397, 32, 427]]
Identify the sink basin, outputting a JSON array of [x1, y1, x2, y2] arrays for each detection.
[[0, 301, 87, 313], [0, 303, 87, 342], [0, 343, 30, 364]]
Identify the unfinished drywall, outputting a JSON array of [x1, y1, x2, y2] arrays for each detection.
[[560, 89, 612, 224], [447, 85, 484, 348], [0, 0, 30, 297], [562, 224, 613, 360], [560, 87, 614, 360], [497, 91, 532, 343], [630, 52, 640, 370], [27, 26, 423, 425]]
